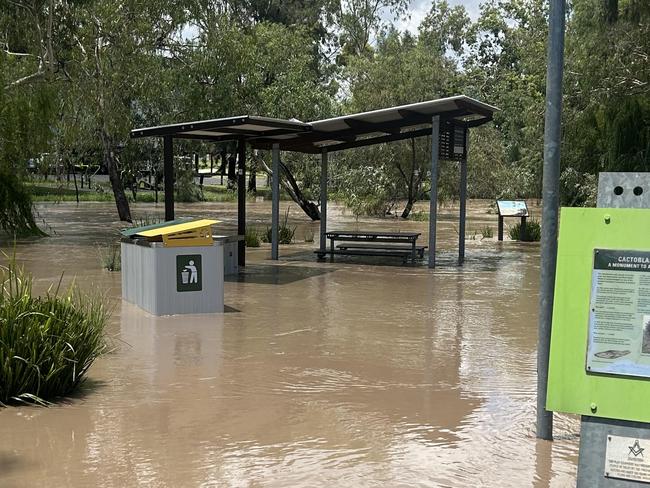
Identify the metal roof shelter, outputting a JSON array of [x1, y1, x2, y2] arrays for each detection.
[[131, 95, 498, 268]]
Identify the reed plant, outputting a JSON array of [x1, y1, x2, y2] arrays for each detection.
[[0, 255, 109, 405]]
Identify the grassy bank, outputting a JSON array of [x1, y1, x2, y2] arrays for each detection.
[[27, 181, 284, 203]]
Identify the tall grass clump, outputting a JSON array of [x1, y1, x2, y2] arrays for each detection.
[[508, 218, 541, 242], [99, 243, 121, 271], [245, 228, 261, 247], [0, 256, 109, 405], [264, 207, 296, 244]]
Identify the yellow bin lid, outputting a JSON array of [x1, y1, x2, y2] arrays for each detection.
[[135, 219, 220, 247]]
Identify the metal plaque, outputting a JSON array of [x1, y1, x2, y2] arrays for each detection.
[[587, 249, 650, 378], [605, 435, 650, 483]]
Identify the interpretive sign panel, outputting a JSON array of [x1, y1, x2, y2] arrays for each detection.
[[605, 435, 650, 483], [496, 200, 529, 217], [587, 249, 650, 378]]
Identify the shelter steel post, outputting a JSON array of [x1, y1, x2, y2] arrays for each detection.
[[320, 149, 328, 254], [271, 144, 280, 260], [458, 128, 468, 265], [428, 116, 440, 269], [163, 135, 174, 221], [237, 139, 246, 267], [537, 0, 565, 441]]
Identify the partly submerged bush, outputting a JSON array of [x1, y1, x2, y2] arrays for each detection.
[[99, 243, 121, 271], [481, 226, 494, 239], [0, 169, 46, 237], [245, 228, 261, 247], [0, 256, 109, 405], [264, 208, 296, 244], [509, 218, 541, 242]]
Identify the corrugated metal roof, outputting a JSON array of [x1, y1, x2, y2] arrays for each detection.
[[130, 96, 498, 154]]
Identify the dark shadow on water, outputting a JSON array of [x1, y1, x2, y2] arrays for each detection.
[[0, 451, 30, 480], [224, 305, 241, 313], [227, 263, 334, 285], [280, 247, 538, 272]]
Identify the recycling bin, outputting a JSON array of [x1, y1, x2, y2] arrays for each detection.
[[121, 219, 224, 315]]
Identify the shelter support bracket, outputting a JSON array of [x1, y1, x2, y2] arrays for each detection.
[[271, 144, 280, 260]]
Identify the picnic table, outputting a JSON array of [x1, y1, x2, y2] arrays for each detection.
[[315, 231, 425, 265]]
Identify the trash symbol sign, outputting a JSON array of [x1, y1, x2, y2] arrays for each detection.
[[176, 254, 202, 292]]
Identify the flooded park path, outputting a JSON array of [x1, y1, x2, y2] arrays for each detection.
[[0, 200, 579, 487]]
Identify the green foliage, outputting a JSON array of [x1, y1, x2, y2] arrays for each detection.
[[509, 218, 541, 242], [0, 256, 109, 405], [481, 226, 494, 239], [0, 170, 45, 237], [98, 243, 121, 271], [245, 228, 261, 248], [409, 211, 429, 221], [265, 208, 296, 244]]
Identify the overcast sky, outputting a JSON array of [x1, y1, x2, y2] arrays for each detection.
[[391, 0, 482, 33]]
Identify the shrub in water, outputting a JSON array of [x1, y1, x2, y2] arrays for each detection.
[[99, 243, 121, 271], [508, 219, 541, 242], [265, 208, 296, 244], [245, 228, 261, 247], [481, 226, 494, 239], [0, 256, 109, 405]]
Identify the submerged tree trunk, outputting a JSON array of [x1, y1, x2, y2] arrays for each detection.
[[227, 155, 236, 189], [259, 156, 320, 221], [100, 129, 132, 222], [400, 139, 423, 219], [248, 158, 257, 193]]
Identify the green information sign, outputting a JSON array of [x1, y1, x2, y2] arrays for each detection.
[[176, 254, 202, 292], [587, 248, 650, 378], [547, 207, 650, 423]]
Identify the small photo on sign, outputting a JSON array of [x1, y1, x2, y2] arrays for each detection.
[[176, 254, 202, 292]]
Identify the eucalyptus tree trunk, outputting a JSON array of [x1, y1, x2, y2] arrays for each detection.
[[100, 129, 132, 222], [259, 156, 320, 221]]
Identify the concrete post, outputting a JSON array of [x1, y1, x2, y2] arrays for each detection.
[[320, 149, 328, 254], [428, 116, 440, 269], [163, 135, 174, 221], [271, 144, 280, 260], [458, 128, 468, 265]]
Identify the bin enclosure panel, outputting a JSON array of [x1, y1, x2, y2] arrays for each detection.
[[121, 241, 224, 315], [546, 207, 650, 423]]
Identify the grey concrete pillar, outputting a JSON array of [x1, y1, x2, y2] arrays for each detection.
[[458, 128, 468, 265], [319, 149, 328, 254], [271, 144, 280, 260], [428, 116, 440, 268]]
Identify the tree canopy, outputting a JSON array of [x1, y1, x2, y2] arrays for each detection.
[[1, 0, 648, 221]]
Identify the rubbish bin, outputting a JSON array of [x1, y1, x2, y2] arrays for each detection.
[[213, 234, 245, 275], [121, 219, 224, 315]]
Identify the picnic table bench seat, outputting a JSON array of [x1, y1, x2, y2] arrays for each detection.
[[315, 230, 424, 265]]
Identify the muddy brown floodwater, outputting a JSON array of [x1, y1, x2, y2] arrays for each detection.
[[0, 200, 579, 487]]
